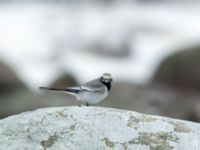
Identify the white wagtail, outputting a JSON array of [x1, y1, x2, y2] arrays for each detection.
[[39, 73, 112, 106]]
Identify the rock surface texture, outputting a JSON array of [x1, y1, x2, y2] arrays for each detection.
[[0, 106, 200, 150]]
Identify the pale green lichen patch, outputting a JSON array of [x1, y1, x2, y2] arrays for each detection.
[[102, 137, 115, 148], [56, 108, 68, 117], [70, 124, 76, 130], [169, 121, 191, 133], [129, 132, 179, 150], [122, 143, 128, 150], [140, 115, 157, 122], [127, 116, 140, 128], [40, 134, 58, 150], [127, 115, 156, 129]]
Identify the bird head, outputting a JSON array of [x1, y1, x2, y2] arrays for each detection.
[[100, 73, 112, 84]]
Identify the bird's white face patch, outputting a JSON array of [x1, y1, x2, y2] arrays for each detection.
[[102, 73, 111, 79], [102, 73, 112, 83]]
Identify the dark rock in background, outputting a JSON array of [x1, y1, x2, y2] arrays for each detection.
[[101, 82, 145, 110], [195, 103, 200, 121], [0, 73, 79, 119], [144, 84, 200, 122], [153, 45, 200, 91], [151, 45, 200, 122], [0, 61, 28, 118], [101, 82, 199, 122], [0, 61, 27, 95]]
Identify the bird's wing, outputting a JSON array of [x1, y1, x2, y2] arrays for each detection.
[[81, 78, 102, 92]]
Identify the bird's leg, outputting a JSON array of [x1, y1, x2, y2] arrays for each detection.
[[79, 102, 89, 106], [85, 102, 90, 106]]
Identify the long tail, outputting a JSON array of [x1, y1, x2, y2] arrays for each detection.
[[39, 87, 80, 94], [39, 87, 65, 91]]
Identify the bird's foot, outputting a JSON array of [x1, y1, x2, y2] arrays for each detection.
[[78, 102, 90, 107], [85, 102, 90, 106]]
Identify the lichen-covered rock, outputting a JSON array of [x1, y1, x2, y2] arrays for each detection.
[[0, 106, 200, 150]]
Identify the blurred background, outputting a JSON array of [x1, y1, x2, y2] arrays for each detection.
[[0, 0, 200, 122]]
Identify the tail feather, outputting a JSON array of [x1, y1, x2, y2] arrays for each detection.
[[39, 87, 80, 94], [64, 88, 80, 94], [39, 87, 65, 91]]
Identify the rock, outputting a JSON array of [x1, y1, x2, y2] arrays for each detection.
[[0, 73, 77, 119], [0, 61, 27, 117], [101, 82, 197, 122], [194, 103, 200, 122], [0, 106, 199, 150], [0, 61, 26, 94], [101, 82, 148, 112], [141, 84, 200, 122], [153, 45, 200, 90], [151, 46, 200, 121]]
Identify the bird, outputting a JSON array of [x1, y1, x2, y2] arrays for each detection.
[[39, 73, 112, 106]]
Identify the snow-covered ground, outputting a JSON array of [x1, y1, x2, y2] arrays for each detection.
[[0, 2, 200, 90]]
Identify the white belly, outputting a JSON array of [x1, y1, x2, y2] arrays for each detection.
[[76, 87, 108, 104]]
